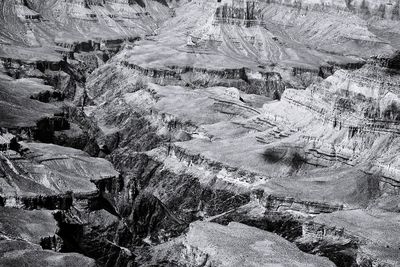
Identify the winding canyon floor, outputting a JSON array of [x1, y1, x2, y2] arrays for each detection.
[[1, 0, 400, 266]]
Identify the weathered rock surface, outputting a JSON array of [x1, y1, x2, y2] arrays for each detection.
[[0, 0, 171, 60], [0, 0, 400, 266], [0, 240, 96, 267], [142, 221, 336, 266], [0, 207, 96, 267], [0, 73, 61, 129], [114, 0, 400, 92], [0, 142, 119, 200], [80, 49, 400, 265]]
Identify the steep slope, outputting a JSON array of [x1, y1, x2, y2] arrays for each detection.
[[0, 207, 96, 267], [0, 0, 172, 61], [143, 221, 335, 266], [80, 48, 400, 265], [0, 0, 400, 266], [117, 0, 398, 91]]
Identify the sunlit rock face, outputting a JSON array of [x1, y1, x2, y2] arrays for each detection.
[[0, 207, 97, 267], [80, 48, 400, 265], [262, 54, 400, 174], [141, 221, 336, 266], [213, 0, 263, 27], [114, 0, 400, 96], [0, 0, 400, 266], [0, 142, 119, 206], [0, 0, 172, 62]]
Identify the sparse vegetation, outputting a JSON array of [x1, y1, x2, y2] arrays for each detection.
[[377, 4, 386, 19], [291, 152, 306, 170], [345, 0, 355, 10], [360, 0, 370, 15], [363, 101, 380, 119], [383, 102, 400, 121], [336, 97, 355, 112], [392, 0, 400, 20], [262, 148, 284, 163], [126, 77, 148, 93], [273, 90, 281, 101], [133, 77, 148, 91], [262, 148, 306, 170], [297, 72, 318, 89], [181, 72, 220, 88]]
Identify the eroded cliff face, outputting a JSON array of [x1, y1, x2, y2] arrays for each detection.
[[262, 0, 400, 20], [1, 0, 400, 266], [75, 48, 400, 266]]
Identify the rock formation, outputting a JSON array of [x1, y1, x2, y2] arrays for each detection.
[[0, 0, 400, 266]]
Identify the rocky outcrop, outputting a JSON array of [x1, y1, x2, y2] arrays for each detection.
[[121, 61, 286, 96], [262, 0, 400, 21], [33, 116, 70, 143], [296, 221, 360, 267], [209, 203, 386, 267], [2, 193, 73, 210], [0, 57, 66, 79], [141, 221, 336, 266], [214, 0, 263, 27], [0, 1, 399, 266], [0, 239, 97, 267], [109, 151, 252, 220], [253, 190, 343, 214], [0, 206, 96, 266], [374, 51, 400, 70]]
